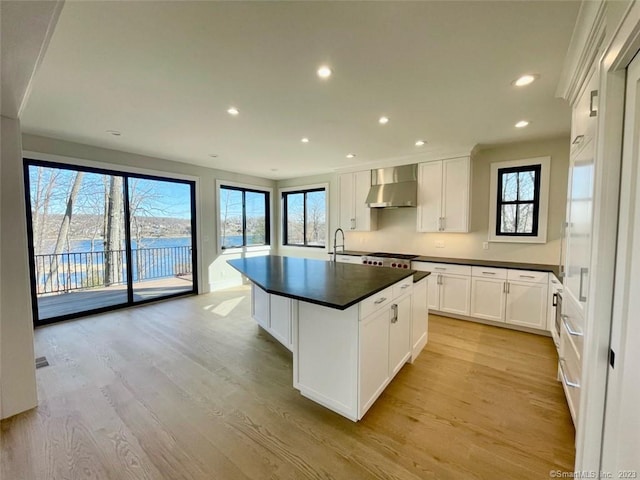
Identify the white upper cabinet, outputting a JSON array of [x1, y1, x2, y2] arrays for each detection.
[[563, 64, 598, 313], [417, 157, 470, 232], [339, 171, 378, 232]]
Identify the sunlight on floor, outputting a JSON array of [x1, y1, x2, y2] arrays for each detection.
[[203, 296, 246, 317]]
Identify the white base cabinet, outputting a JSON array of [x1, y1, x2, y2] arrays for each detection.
[[251, 284, 294, 351], [410, 276, 428, 362], [414, 261, 550, 333]]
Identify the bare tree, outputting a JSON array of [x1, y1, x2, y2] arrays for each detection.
[[104, 176, 124, 286]]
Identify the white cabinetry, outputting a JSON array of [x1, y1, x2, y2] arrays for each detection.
[[358, 307, 391, 414], [470, 267, 508, 322], [505, 276, 548, 330], [410, 276, 428, 361], [339, 171, 377, 232], [412, 262, 471, 315], [563, 63, 598, 316], [389, 294, 412, 376], [251, 283, 294, 351], [417, 157, 470, 233]]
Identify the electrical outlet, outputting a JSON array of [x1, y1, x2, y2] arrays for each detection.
[[435, 241, 445, 248], [483, 242, 489, 250]]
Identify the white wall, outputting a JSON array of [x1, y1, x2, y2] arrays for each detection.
[[22, 134, 277, 292], [1, 117, 38, 419], [339, 136, 569, 265]]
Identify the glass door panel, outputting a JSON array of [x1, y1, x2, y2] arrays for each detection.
[[27, 164, 128, 321], [128, 177, 195, 303]]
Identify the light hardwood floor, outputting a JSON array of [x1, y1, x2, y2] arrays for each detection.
[[1, 286, 575, 479]]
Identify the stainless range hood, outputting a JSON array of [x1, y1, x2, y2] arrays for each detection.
[[365, 164, 418, 208]]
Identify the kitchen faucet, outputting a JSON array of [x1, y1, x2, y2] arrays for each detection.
[[332, 228, 345, 262]]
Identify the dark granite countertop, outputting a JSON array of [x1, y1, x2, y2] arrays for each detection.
[[227, 255, 416, 310], [324, 250, 559, 278], [413, 271, 430, 283], [413, 256, 560, 277]]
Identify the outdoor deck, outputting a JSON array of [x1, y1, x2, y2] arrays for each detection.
[[37, 276, 194, 319]]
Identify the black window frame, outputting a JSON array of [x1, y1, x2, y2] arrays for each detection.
[[219, 185, 270, 249], [495, 164, 542, 237], [282, 187, 327, 248]]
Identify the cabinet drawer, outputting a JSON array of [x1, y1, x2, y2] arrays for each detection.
[[471, 266, 507, 279], [560, 321, 582, 424], [413, 262, 471, 276], [360, 286, 393, 320], [562, 293, 584, 359], [335, 254, 362, 264], [392, 279, 413, 298], [507, 269, 548, 284]]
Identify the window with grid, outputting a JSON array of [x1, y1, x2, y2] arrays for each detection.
[[282, 188, 327, 247], [495, 164, 541, 236]]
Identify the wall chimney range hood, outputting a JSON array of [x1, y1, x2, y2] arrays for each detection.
[[365, 164, 418, 208]]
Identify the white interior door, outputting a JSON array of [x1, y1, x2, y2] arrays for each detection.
[[602, 51, 640, 472]]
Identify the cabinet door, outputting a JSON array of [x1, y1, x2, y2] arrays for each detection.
[[426, 273, 440, 310], [563, 66, 597, 313], [417, 161, 443, 232], [442, 157, 470, 232], [359, 307, 391, 416], [470, 277, 506, 322], [389, 295, 412, 377], [411, 277, 428, 360], [269, 295, 292, 350], [439, 274, 471, 316], [339, 173, 354, 231], [252, 284, 270, 329], [353, 170, 377, 231], [505, 281, 548, 330]]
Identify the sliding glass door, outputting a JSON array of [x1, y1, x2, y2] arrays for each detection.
[[24, 159, 197, 325]]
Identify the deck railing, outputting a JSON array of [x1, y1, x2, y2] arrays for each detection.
[[34, 246, 192, 295]]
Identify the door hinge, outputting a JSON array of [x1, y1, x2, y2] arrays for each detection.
[[609, 348, 616, 368]]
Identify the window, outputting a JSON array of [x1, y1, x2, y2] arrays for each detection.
[[488, 157, 550, 243], [496, 164, 541, 236], [219, 185, 270, 249], [282, 187, 327, 248]]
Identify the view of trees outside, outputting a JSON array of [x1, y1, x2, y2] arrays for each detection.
[[219, 187, 268, 248], [28, 164, 193, 296], [499, 169, 536, 234], [284, 189, 326, 247]]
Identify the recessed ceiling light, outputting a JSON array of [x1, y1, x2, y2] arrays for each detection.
[[227, 107, 239, 115], [270, 168, 278, 172], [415, 140, 426, 147], [301, 137, 310, 143], [106, 130, 121, 136], [515, 120, 530, 128], [378, 116, 389, 125], [208, 154, 218, 158], [317, 65, 332, 79], [346, 153, 356, 159], [512, 74, 539, 87]]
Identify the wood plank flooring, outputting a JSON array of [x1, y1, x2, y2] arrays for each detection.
[[1, 286, 575, 479]]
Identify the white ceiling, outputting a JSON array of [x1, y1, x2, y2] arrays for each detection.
[[20, 1, 580, 180]]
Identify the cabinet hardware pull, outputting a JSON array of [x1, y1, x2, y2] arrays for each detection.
[[350, 218, 356, 230], [590, 89, 598, 117], [579, 267, 588, 302], [374, 297, 387, 305], [401, 284, 410, 289], [559, 360, 580, 388], [520, 275, 535, 279], [391, 304, 398, 324], [562, 315, 584, 337], [482, 271, 495, 275], [503, 282, 507, 293], [442, 217, 446, 231], [435, 267, 446, 271], [437, 274, 442, 285], [438, 217, 443, 231], [553, 293, 558, 307], [506, 282, 510, 294], [572, 135, 584, 145]]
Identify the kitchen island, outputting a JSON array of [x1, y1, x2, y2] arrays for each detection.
[[227, 255, 429, 421]]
